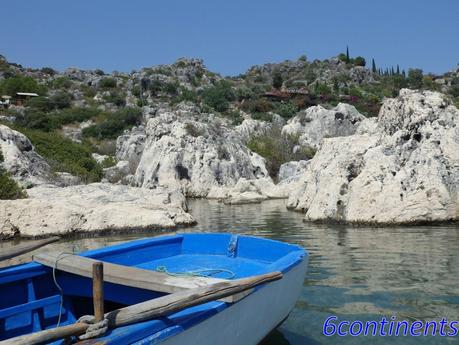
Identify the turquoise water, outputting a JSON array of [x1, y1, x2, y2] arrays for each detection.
[[186, 199, 459, 344], [6, 198, 458, 344]]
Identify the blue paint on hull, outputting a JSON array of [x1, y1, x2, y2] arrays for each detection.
[[0, 233, 307, 344]]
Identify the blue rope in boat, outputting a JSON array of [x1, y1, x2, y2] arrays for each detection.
[[156, 266, 236, 280]]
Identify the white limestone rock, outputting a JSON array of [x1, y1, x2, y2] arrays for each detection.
[[282, 103, 365, 148], [208, 178, 286, 204], [0, 124, 50, 186], [278, 160, 310, 183], [288, 89, 459, 224], [128, 111, 270, 197], [0, 183, 194, 239]]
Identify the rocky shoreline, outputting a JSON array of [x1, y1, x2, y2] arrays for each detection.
[[1, 86, 459, 238]]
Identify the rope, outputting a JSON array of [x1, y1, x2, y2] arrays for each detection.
[[52, 252, 74, 327], [50, 245, 80, 328], [156, 266, 236, 280]]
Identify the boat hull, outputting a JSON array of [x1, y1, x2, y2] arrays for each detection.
[[135, 259, 308, 345]]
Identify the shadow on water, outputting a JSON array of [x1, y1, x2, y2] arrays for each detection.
[[3, 199, 459, 344]]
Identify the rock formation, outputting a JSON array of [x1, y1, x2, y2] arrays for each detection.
[[282, 103, 365, 148], [118, 106, 270, 197], [287, 89, 459, 224], [0, 183, 194, 239], [0, 125, 50, 186]]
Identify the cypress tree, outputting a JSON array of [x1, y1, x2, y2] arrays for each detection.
[[346, 46, 350, 62], [391, 66, 395, 76], [396, 64, 400, 75], [372, 59, 377, 73]]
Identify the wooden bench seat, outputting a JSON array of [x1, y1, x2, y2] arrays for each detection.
[[33, 252, 250, 303]]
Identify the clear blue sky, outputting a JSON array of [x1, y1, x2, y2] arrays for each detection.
[[1, 0, 458, 76]]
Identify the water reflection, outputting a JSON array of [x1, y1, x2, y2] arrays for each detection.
[[2, 199, 458, 344]]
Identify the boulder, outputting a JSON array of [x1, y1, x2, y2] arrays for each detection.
[[282, 103, 365, 148], [0, 183, 195, 239], [116, 126, 146, 172], [0, 125, 50, 186], [208, 178, 286, 204], [103, 160, 131, 183], [128, 111, 270, 197], [278, 160, 310, 183], [287, 89, 459, 224]]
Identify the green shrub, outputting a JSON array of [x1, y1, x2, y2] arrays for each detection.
[[251, 112, 273, 122], [80, 84, 97, 98], [51, 91, 72, 109], [53, 108, 100, 125], [148, 79, 165, 94], [99, 77, 117, 89], [353, 56, 366, 67], [275, 101, 297, 119], [18, 108, 101, 131], [132, 85, 141, 97], [20, 129, 102, 182], [101, 156, 117, 168], [0, 76, 46, 96], [51, 76, 72, 89], [41, 67, 56, 75], [338, 53, 349, 63], [94, 69, 105, 76], [20, 110, 59, 132], [240, 98, 274, 114], [235, 85, 254, 101], [272, 69, 283, 89], [314, 83, 332, 96], [103, 91, 126, 106], [82, 107, 142, 139], [247, 126, 316, 179], [176, 87, 198, 103], [164, 82, 179, 95], [27, 97, 54, 112], [222, 110, 243, 125], [0, 171, 27, 200], [407, 69, 423, 89], [202, 80, 235, 112]]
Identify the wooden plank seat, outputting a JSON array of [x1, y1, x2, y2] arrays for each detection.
[[33, 252, 251, 303]]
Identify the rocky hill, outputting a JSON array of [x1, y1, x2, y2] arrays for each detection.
[[1, 53, 458, 237]]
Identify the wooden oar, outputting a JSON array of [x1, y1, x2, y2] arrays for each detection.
[[0, 271, 282, 345], [0, 237, 60, 262]]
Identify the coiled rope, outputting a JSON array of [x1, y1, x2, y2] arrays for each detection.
[[155, 266, 236, 279]]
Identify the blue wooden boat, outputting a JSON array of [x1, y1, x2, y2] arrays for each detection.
[[0, 233, 308, 344]]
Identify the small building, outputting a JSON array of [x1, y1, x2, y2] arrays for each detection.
[[15, 92, 38, 106], [0, 95, 11, 108]]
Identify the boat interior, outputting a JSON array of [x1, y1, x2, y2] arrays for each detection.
[[0, 233, 305, 344]]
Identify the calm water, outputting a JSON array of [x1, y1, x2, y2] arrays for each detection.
[[2, 199, 459, 344]]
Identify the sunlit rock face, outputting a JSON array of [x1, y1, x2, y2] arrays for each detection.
[[282, 103, 366, 149], [0, 183, 194, 239], [118, 105, 270, 197], [0, 124, 50, 186], [288, 89, 459, 224]]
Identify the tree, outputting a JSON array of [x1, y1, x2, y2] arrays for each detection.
[[272, 69, 283, 89], [396, 65, 400, 75], [372, 59, 377, 73], [0, 76, 45, 96], [354, 56, 366, 67], [346, 46, 350, 62], [202, 80, 235, 112], [407, 68, 423, 89]]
